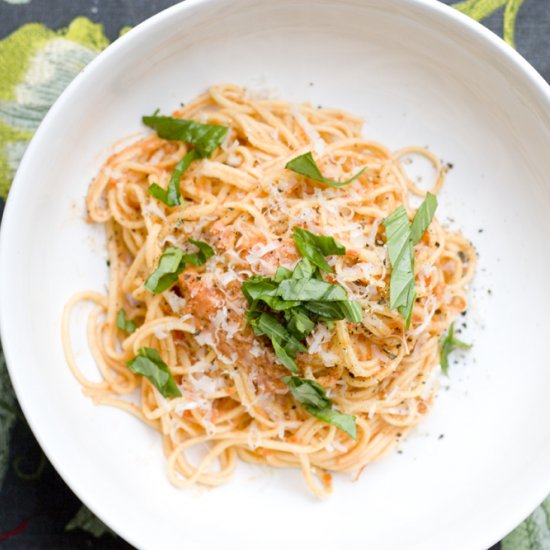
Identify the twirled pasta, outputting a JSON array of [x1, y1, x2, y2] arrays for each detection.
[[63, 84, 475, 497]]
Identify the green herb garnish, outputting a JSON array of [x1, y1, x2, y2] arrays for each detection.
[[285, 152, 364, 188], [285, 307, 315, 340], [292, 227, 345, 273], [144, 246, 185, 295], [144, 240, 214, 294], [142, 115, 229, 158], [439, 323, 472, 375], [183, 239, 215, 266], [303, 299, 363, 323], [116, 309, 136, 334], [410, 192, 438, 244], [284, 376, 357, 439], [148, 149, 199, 206], [383, 193, 438, 328], [241, 228, 361, 437], [126, 347, 181, 398], [277, 276, 347, 302], [249, 312, 306, 372], [383, 206, 416, 327]]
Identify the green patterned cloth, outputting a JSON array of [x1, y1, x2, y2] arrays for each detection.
[[0, 1, 548, 548], [0, 17, 110, 197]]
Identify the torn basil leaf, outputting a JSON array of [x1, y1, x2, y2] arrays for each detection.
[[303, 299, 362, 323], [126, 347, 181, 398], [284, 375, 330, 409], [410, 192, 438, 244], [305, 405, 357, 439], [147, 149, 199, 206], [144, 240, 214, 294], [284, 376, 357, 439], [383, 194, 437, 329], [144, 246, 185, 295], [440, 322, 472, 375], [285, 307, 315, 340], [277, 277, 347, 302], [250, 312, 306, 372], [285, 151, 364, 188], [142, 115, 228, 158], [116, 309, 136, 334], [292, 227, 345, 273], [183, 239, 215, 266]]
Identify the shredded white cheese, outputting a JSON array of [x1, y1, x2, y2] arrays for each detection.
[[165, 291, 186, 314], [291, 104, 326, 154], [213, 307, 240, 340], [412, 295, 437, 337], [142, 200, 166, 220], [153, 327, 169, 340]]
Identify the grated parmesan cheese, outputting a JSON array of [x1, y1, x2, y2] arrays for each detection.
[[174, 400, 200, 415], [249, 340, 264, 358], [165, 290, 186, 314], [412, 295, 437, 337], [247, 423, 262, 450], [226, 154, 242, 167], [213, 307, 240, 340], [153, 327, 169, 340], [291, 104, 326, 154], [142, 200, 166, 220], [307, 324, 333, 354], [195, 330, 235, 365]]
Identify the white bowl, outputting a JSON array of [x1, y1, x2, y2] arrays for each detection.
[[2, 1, 550, 548]]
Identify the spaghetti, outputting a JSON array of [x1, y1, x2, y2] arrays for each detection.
[[62, 84, 475, 497]]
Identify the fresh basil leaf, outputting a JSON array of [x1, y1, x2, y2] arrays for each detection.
[[182, 239, 215, 266], [274, 266, 293, 282], [250, 312, 307, 372], [305, 405, 357, 439], [340, 300, 364, 323], [293, 227, 345, 257], [383, 195, 437, 329], [291, 257, 316, 280], [292, 227, 345, 273], [145, 240, 214, 294], [284, 376, 357, 439], [241, 276, 278, 302], [410, 192, 438, 244], [382, 206, 415, 328], [241, 276, 276, 304], [398, 284, 416, 329], [254, 313, 307, 354], [303, 300, 362, 323], [285, 151, 364, 188], [283, 376, 331, 409], [241, 276, 298, 310], [285, 307, 315, 339], [440, 323, 472, 375], [144, 246, 185, 294], [147, 183, 170, 205], [142, 115, 228, 158], [147, 150, 199, 207], [261, 296, 302, 311], [126, 347, 181, 398], [272, 340, 299, 372], [383, 206, 411, 269], [116, 309, 136, 334], [277, 277, 347, 301], [293, 231, 331, 273]]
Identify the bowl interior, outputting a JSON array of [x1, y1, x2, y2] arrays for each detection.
[[2, 1, 550, 549]]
